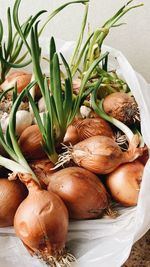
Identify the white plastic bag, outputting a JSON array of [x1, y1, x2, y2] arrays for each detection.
[[0, 42, 150, 267]]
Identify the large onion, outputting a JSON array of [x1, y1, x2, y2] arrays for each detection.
[[103, 92, 139, 125], [47, 167, 108, 219], [64, 117, 114, 145], [0, 178, 27, 227], [106, 160, 144, 206], [59, 135, 145, 174], [14, 173, 74, 266], [18, 125, 46, 159]]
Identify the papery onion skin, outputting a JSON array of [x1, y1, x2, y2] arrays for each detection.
[[18, 125, 46, 160], [64, 117, 114, 145], [14, 173, 69, 261], [138, 147, 149, 166], [106, 160, 144, 206], [1, 71, 32, 93], [0, 71, 41, 98], [47, 166, 108, 219], [71, 135, 144, 174], [0, 179, 27, 227], [29, 159, 55, 188], [103, 92, 139, 125]]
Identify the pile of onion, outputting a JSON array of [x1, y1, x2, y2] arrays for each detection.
[[14, 173, 75, 266], [47, 167, 108, 219], [106, 160, 144, 206], [0, 178, 27, 227]]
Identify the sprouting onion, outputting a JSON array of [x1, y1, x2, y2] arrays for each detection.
[[91, 81, 137, 144], [0, 0, 88, 83], [0, 82, 39, 184], [70, 0, 143, 77], [19, 21, 109, 163], [0, 5, 46, 83]]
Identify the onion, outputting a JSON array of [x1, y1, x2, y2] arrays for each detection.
[[106, 160, 144, 206], [0, 110, 33, 136], [103, 92, 140, 125], [0, 71, 32, 93], [58, 135, 145, 174], [29, 159, 55, 188], [14, 173, 75, 266], [18, 125, 46, 160], [38, 97, 45, 113], [64, 117, 114, 145], [0, 178, 27, 227], [47, 166, 108, 219]]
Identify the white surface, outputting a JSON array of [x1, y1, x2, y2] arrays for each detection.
[[0, 0, 150, 82]]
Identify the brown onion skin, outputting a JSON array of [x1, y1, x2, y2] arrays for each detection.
[[1, 71, 41, 97], [106, 160, 144, 206], [18, 125, 46, 160], [103, 92, 139, 125], [138, 147, 149, 166], [14, 173, 68, 259], [29, 158, 55, 188], [64, 117, 114, 145], [47, 167, 108, 219], [71, 135, 144, 174], [0, 179, 27, 227]]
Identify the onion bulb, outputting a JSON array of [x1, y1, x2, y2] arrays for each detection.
[[106, 160, 144, 206], [0, 178, 27, 227], [64, 117, 114, 145], [103, 92, 139, 125], [58, 135, 145, 174], [14, 173, 75, 265], [0, 71, 32, 93], [18, 125, 46, 160], [48, 167, 108, 219]]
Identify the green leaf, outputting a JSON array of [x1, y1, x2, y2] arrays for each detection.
[[52, 53, 64, 130], [39, 0, 89, 36], [50, 37, 56, 95]]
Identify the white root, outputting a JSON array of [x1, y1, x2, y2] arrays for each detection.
[[52, 144, 73, 170], [36, 250, 76, 267], [115, 131, 128, 150]]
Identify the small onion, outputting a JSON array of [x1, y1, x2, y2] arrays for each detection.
[[1, 71, 32, 93], [47, 167, 108, 219], [14, 173, 74, 265], [0, 178, 27, 227], [0, 111, 32, 136], [106, 160, 144, 206], [60, 135, 145, 174], [64, 117, 114, 145], [103, 92, 139, 125], [18, 125, 46, 160]]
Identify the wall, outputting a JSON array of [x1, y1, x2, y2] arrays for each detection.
[[0, 0, 150, 82]]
